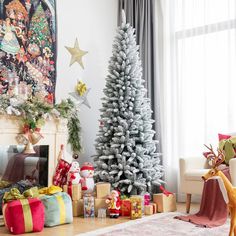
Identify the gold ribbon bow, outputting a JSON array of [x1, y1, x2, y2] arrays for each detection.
[[219, 136, 236, 164], [3, 187, 39, 203], [0, 180, 11, 189], [38, 185, 62, 195], [76, 81, 87, 96]]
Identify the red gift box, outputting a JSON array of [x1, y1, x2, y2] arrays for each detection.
[[120, 199, 131, 216], [3, 198, 45, 234]]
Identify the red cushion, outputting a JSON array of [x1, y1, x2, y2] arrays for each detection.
[[218, 133, 231, 141]]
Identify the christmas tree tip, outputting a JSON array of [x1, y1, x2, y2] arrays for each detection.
[[121, 9, 126, 24]]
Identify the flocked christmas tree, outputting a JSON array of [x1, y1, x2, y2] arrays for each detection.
[[94, 11, 164, 195]]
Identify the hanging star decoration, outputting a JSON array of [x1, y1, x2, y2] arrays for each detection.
[[69, 80, 91, 108], [65, 38, 88, 68]]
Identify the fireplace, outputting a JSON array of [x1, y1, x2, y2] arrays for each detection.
[[0, 115, 69, 186], [0, 115, 69, 216], [0, 145, 49, 186]]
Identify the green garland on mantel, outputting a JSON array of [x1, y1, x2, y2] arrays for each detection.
[[0, 95, 81, 154]]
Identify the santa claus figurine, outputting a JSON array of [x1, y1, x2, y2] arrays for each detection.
[[80, 162, 95, 194], [106, 190, 121, 218]]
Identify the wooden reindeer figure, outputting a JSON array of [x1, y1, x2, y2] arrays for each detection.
[[202, 144, 236, 236]]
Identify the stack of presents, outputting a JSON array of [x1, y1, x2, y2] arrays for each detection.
[[1, 181, 177, 235], [63, 181, 177, 219], [1, 156, 177, 235], [2, 185, 73, 234]]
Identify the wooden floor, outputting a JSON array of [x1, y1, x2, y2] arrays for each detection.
[[0, 202, 200, 236]]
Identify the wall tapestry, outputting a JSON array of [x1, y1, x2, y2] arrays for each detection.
[[0, 0, 56, 103]]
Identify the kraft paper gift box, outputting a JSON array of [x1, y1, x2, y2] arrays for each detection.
[[130, 196, 142, 220], [40, 192, 73, 227], [120, 199, 131, 217], [150, 202, 157, 214], [96, 182, 111, 199], [72, 199, 84, 217], [97, 208, 107, 218], [95, 198, 107, 216], [144, 205, 153, 215], [63, 184, 82, 200], [153, 193, 177, 213], [83, 195, 95, 217], [3, 198, 45, 234]]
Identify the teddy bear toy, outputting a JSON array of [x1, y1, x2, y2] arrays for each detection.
[[80, 162, 95, 194], [67, 161, 81, 185]]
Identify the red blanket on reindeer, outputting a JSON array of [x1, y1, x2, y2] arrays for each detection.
[[176, 145, 236, 235]]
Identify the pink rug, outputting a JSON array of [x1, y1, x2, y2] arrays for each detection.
[[79, 213, 229, 236]]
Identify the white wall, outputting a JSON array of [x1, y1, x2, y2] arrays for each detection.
[[56, 0, 118, 164]]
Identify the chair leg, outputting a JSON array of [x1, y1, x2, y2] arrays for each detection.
[[186, 193, 191, 213]]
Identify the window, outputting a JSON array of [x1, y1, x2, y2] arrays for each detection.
[[174, 0, 236, 155]]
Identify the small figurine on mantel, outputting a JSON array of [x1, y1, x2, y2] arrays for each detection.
[[80, 162, 95, 194], [106, 190, 121, 218]]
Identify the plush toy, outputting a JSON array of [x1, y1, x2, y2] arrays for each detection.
[[202, 144, 236, 236], [106, 190, 121, 218], [80, 162, 95, 194], [67, 161, 81, 185]]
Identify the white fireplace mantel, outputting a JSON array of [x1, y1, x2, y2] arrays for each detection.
[[0, 115, 68, 186]]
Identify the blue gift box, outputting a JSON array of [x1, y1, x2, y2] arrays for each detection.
[[40, 192, 73, 227]]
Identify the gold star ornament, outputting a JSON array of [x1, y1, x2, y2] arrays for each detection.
[[65, 38, 88, 68]]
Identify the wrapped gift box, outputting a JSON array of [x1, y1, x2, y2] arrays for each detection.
[[120, 199, 131, 217], [97, 208, 107, 218], [130, 196, 142, 220], [144, 205, 153, 215], [144, 193, 151, 206], [3, 198, 44, 234], [63, 184, 82, 200], [96, 183, 111, 199], [131, 195, 144, 213], [84, 195, 95, 217], [150, 202, 157, 214], [72, 199, 84, 217], [40, 192, 73, 227], [95, 198, 107, 216], [153, 193, 177, 213]]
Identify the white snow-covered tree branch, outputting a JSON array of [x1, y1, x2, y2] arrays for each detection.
[[94, 11, 164, 195]]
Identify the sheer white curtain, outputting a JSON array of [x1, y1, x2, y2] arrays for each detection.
[[160, 0, 236, 192]]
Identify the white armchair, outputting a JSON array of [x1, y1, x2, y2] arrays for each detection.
[[179, 157, 236, 213]]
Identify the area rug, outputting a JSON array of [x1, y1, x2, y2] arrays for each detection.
[[78, 212, 229, 236]]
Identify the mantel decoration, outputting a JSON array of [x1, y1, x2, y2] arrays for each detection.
[[0, 94, 82, 154]]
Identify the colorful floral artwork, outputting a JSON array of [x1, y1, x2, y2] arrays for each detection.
[[0, 0, 56, 103]]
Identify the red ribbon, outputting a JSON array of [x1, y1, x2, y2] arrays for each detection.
[[160, 185, 173, 197], [35, 128, 41, 132], [23, 124, 30, 134]]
